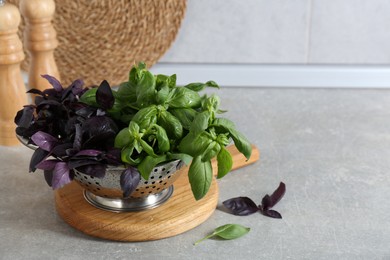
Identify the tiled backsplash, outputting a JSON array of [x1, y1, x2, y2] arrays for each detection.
[[161, 0, 390, 65]]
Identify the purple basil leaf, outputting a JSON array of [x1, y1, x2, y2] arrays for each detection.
[[222, 197, 259, 216], [31, 131, 59, 151], [75, 107, 96, 118], [14, 106, 34, 128], [74, 149, 103, 157], [261, 194, 272, 212], [96, 80, 114, 110], [73, 124, 82, 151], [96, 108, 106, 116], [104, 148, 122, 165], [51, 162, 71, 189], [70, 79, 85, 96], [35, 159, 59, 170], [120, 167, 141, 198], [50, 143, 73, 157], [36, 99, 62, 111], [29, 148, 49, 172], [26, 88, 44, 95], [68, 159, 101, 169], [34, 95, 44, 106], [65, 148, 79, 157], [82, 116, 118, 138], [81, 116, 118, 149], [269, 182, 286, 208], [41, 74, 63, 92], [75, 164, 106, 178], [44, 170, 54, 187], [61, 79, 84, 100], [263, 209, 282, 219], [42, 88, 59, 97]]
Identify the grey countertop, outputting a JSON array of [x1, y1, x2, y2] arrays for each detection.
[[1, 87, 389, 260]]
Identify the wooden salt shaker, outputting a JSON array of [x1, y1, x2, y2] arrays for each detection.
[[19, 0, 60, 91], [0, 0, 28, 146]]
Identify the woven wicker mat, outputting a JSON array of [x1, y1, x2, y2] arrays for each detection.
[[9, 0, 186, 86]]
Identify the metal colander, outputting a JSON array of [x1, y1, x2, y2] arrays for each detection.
[[73, 160, 184, 212], [73, 159, 184, 198]]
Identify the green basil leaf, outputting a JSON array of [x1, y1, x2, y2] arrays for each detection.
[[79, 88, 98, 106], [169, 87, 201, 108], [213, 117, 236, 129], [178, 132, 213, 157], [189, 111, 210, 135], [121, 144, 142, 166], [194, 224, 250, 246], [228, 128, 252, 160], [139, 139, 156, 157], [216, 146, 233, 179], [116, 81, 137, 103], [184, 80, 220, 92], [202, 94, 221, 113], [214, 224, 250, 239], [138, 155, 167, 180], [132, 106, 158, 130], [128, 66, 138, 82], [158, 110, 183, 139], [167, 153, 192, 165], [155, 74, 168, 89], [201, 141, 221, 162], [114, 128, 132, 148], [128, 121, 140, 136], [134, 140, 143, 154], [188, 156, 212, 200], [136, 70, 156, 108], [167, 74, 177, 88], [212, 118, 251, 160], [169, 108, 197, 130], [156, 85, 170, 104], [153, 124, 170, 153]]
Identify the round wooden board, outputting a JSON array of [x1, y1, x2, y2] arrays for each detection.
[[55, 169, 219, 242]]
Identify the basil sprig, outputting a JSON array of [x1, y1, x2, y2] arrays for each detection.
[[194, 224, 250, 245], [79, 62, 252, 199]]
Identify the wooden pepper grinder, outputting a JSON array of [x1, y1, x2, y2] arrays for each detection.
[[0, 0, 28, 146], [19, 0, 60, 91]]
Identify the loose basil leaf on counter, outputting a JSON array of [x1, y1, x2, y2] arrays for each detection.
[[194, 224, 250, 246], [223, 182, 286, 219], [222, 197, 259, 216], [261, 182, 286, 212]]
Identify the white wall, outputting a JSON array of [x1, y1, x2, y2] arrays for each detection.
[[160, 0, 390, 65]]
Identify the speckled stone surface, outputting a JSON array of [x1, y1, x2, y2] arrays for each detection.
[[1, 87, 389, 259]]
